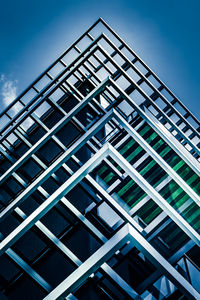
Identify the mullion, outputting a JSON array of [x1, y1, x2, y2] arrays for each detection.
[[110, 129, 129, 148], [115, 177, 147, 208], [122, 141, 140, 159], [63, 69, 108, 119], [139, 161, 168, 188], [159, 223, 180, 245], [80, 59, 121, 114], [97, 162, 122, 186], [2, 140, 21, 161], [159, 181, 190, 211], [126, 146, 146, 166], [102, 171, 116, 185], [161, 223, 189, 251], [86, 210, 114, 239], [116, 178, 135, 198], [122, 187, 146, 208], [130, 114, 144, 129], [181, 203, 200, 232], [118, 137, 135, 155], [136, 199, 162, 225], [189, 177, 200, 195]]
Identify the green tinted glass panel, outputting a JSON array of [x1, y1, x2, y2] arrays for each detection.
[[181, 202, 200, 233], [139, 123, 200, 196], [94, 122, 200, 231], [158, 222, 189, 252], [136, 199, 162, 225]]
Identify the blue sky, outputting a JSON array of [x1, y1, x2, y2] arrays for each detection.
[[0, 0, 200, 118]]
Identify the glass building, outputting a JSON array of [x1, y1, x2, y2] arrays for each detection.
[[0, 18, 200, 299]]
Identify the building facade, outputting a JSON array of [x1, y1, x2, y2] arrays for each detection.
[[0, 18, 200, 299]]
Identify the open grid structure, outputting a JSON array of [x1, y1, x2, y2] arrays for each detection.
[[0, 18, 200, 299]]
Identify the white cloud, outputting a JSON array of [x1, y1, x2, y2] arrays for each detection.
[[1, 79, 18, 107], [0, 74, 5, 82], [0, 74, 21, 118], [0, 74, 33, 130]]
